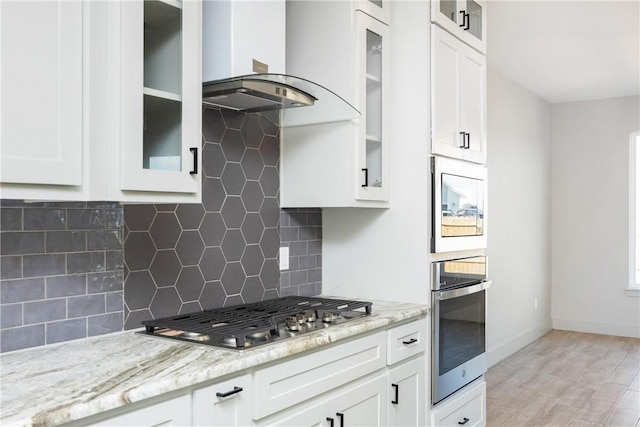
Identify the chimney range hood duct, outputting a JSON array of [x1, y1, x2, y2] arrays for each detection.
[[202, 74, 360, 128]]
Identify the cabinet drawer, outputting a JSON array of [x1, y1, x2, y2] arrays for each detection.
[[253, 331, 386, 419], [431, 380, 486, 427], [387, 319, 426, 365]]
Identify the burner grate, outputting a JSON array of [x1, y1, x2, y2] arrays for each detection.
[[140, 296, 372, 349]]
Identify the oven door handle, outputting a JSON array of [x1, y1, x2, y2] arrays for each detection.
[[435, 280, 492, 301]]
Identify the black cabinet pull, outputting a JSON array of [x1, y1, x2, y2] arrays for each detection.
[[459, 131, 467, 148], [215, 386, 243, 398], [336, 412, 344, 427], [391, 383, 399, 404], [402, 338, 418, 345], [459, 11, 470, 30], [362, 168, 368, 187], [190, 147, 198, 174], [326, 417, 334, 427], [465, 132, 471, 149], [458, 417, 470, 425]]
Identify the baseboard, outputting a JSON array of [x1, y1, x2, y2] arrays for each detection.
[[487, 325, 551, 368], [552, 318, 640, 338]]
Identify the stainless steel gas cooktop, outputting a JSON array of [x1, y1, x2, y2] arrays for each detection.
[[139, 296, 372, 350]]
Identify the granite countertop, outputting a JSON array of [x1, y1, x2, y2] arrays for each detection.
[[1, 298, 429, 427]]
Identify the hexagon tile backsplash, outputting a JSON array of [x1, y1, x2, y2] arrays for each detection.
[[122, 107, 322, 329]]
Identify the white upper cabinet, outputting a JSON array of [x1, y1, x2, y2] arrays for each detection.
[[0, 1, 83, 189], [431, 25, 487, 164], [118, 0, 202, 199], [202, 0, 285, 81], [281, 2, 390, 208], [0, 0, 202, 202], [357, 0, 391, 25], [431, 0, 486, 54]]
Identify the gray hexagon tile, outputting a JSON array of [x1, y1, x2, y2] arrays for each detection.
[[221, 162, 246, 196], [176, 204, 205, 230], [221, 109, 245, 130], [221, 129, 245, 162], [149, 287, 181, 319], [179, 301, 202, 314], [241, 213, 264, 245], [221, 262, 245, 296], [221, 196, 246, 229], [124, 204, 156, 231], [241, 276, 264, 303], [176, 231, 205, 266], [241, 115, 263, 148], [124, 271, 156, 310], [150, 213, 181, 249], [202, 108, 225, 143], [260, 198, 280, 227], [260, 259, 280, 290], [200, 281, 226, 310], [241, 181, 264, 212], [221, 229, 245, 262], [175, 266, 205, 302], [260, 167, 279, 197], [260, 135, 279, 166], [150, 250, 181, 287], [260, 228, 280, 258], [202, 143, 226, 178], [202, 178, 226, 212], [241, 245, 264, 276], [259, 113, 279, 136], [200, 247, 226, 281], [124, 232, 155, 271], [241, 149, 263, 180], [199, 213, 226, 246]]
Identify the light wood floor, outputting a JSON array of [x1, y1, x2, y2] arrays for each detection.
[[486, 330, 640, 426]]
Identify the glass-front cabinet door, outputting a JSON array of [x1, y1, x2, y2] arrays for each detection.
[[431, 0, 486, 54], [356, 12, 389, 202], [120, 0, 200, 195]]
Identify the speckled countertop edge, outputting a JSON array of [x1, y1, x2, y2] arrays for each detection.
[[0, 299, 429, 427]]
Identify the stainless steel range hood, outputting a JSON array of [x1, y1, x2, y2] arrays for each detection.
[[202, 74, 360, 128]]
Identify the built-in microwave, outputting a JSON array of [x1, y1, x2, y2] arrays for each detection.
[[431, 156, 487, 253]]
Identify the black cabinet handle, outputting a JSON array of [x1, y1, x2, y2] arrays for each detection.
[[327, 417, 334, 427], [458, 417, 470, 425], [465, 132, 471, 149], [391, 383, 399, 404], [459, 131, 466, 148], [362, 168, 368, 187], [190, 147, 198, 174], [459, 11, 470, 30], [336, 412, 344, 427], [215, 386, 243, 398], [402, 338, 418, 345]]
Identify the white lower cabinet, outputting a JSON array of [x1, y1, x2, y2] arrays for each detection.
[[388, 356, 426, 426], [192, 374, 252, 426], [430, 379, 486, 427], [88, 394, 191, 426]]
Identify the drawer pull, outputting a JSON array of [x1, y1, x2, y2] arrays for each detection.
[[458, 417, 470, 425], [402, 338, 418, 345], [336, 412, 344, 427], [190, 147, 198, 174], [391, 383, 399, 404], [326, 417, 334, 427], [216, 386, 243, 398]]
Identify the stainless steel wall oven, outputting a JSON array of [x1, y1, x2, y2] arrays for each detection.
[[432, 256, 491, 404]]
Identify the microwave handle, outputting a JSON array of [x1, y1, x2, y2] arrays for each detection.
[[435, 280, 492, 301]]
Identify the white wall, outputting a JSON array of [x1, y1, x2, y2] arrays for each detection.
[[551, 96, 640, 338], [486, 68, 553, 366], [321, 1, 431, 305]]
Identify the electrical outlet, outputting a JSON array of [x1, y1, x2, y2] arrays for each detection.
[[279, 247, 289, 270]]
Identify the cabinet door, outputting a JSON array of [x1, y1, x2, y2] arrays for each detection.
[[89, 394, 191, 426], [120, 0, 201, 194], [431, 0, 486, 54], [0, 1, 82, 186], [459, 46, 486, 164], [356, 0, 391, 25], [333, 372, 388, 426], [356, 12, 390, 202], [388, 356, 426, 426], [192, 374, 252, 426], [431, 26, 486, 164]]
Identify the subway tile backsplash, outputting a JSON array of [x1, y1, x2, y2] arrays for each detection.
[[0, 107, 323, 352], [0, 201, 124, 352]]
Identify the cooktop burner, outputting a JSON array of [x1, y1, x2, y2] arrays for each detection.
[[139, 296, 372, 349]]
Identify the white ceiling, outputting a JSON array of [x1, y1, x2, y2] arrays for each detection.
[[487, 0, 640, 103]]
